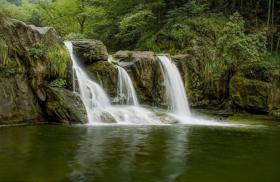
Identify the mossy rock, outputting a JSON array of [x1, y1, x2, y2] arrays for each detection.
[[230, 75, 271, 113], [86, 61, 118, 97], [72, 39, 108, 64], [45, 87, 87, 124]]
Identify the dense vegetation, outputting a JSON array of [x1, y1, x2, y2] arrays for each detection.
[[1, 0, 279, 68]]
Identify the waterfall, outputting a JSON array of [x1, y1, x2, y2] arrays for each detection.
[[65, 41, 111, 123], [157, 55, 191, 116], [65, 41, 161, 125], [117, 66, 139, 106]]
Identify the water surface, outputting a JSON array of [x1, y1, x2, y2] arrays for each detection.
[[0, 124, 279, 182]]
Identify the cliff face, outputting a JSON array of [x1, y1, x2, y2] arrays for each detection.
[[0, 15, 86, 125]]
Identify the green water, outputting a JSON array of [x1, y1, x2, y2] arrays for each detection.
[[0, 124, 279, 182]]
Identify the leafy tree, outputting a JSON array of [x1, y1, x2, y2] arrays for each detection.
[[217, 13, 267, 66]]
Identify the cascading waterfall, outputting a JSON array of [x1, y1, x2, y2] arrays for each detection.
[[65, 41, 161, 125], [157, 55, 191, 116], [117, 66, 139, 106]]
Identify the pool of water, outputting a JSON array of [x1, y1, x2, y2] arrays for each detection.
[[0, 124, 279, 182]]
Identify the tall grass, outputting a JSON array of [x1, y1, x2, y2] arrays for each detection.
[[203, 59, 227, 84], [46, 44, 69, 77], [0, 39, 9, 66]]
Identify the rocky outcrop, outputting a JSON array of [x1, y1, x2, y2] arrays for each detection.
[[269, 69, 280, 118], [45, 87, 87, 124], [0, 15, 86, 125], [72, 39, 108, 64], [114, 51, 166, 106], [86, 61, 118, 97], [230, 75, 271, 113], [173, 54, 230, 108]]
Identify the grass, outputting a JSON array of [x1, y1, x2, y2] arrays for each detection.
[[0, 39, 9, 66], [46, 43, 69, 77]]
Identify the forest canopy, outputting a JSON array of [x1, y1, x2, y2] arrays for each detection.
[[1, 0, 280, 66]]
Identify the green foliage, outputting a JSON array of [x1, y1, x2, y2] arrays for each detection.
[[29, 43, 46, 60], [203, 59, 227, 84], [46, 44, 69, 77], [28, 43, 68, 77], [217, 13, 267, 66], [0, 39, 9, 66], [117, 10, 156, 46], [65, 33, 87, 40], [50, 79, 66, 88]]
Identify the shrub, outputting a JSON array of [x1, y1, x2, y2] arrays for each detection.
[[217, 13, 267, 66], [29, 43, 46, 60]]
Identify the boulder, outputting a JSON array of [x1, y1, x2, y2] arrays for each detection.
[[230, 75, 271, 113], [45, 87, 87, 124], [72, 39, 108, 64], [114, 51, 166, 106], [86, 61, 118, 97], [0, 72, 41, 124], [0, 14, 74, 125]]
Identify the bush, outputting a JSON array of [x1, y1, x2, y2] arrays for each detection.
[[29, 43, 46, 60], [217, 13, 267, 66]]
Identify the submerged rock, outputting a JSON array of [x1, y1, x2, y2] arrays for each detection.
[[72, 39, 108, 64], [45, 87, 87, 124], [100, 112, 117, 123]]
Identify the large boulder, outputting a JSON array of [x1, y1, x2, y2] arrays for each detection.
[[72, 39, 108, 64], [0, 72, 42, 124], [45, 87, 87, 124], [230, 75, 271, 113], [0, 14, 77, 125], [114, 51, 166, 106], [86, 61, 118, 97]]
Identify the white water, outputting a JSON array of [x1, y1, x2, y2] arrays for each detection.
[[117, 66, 139, 106], [158, 55, 191, 116], [64, 41, 161, 125]]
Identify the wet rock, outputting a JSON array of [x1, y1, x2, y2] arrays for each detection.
[[100, 112, 117, 123], [45, 87, 87, 124], [114, 51, 165, 106], [86, 61, 118, 98], [72, 39, 108, 64]]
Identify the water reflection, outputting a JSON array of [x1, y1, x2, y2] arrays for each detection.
[[69, 126, 190, 182], [0, 125, 279, 182]]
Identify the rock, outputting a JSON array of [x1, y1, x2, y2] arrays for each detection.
[[230, 75, 271, 113], [72, 39, 108, 64], [269, 69, 280, 118], [86, 61, 118, 98], [45, 87, 87, 124], [0, 14, 72, 125], [0, 72, 41, 124], [100, 112, 117, 123], [114, 51, 165, 105]]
